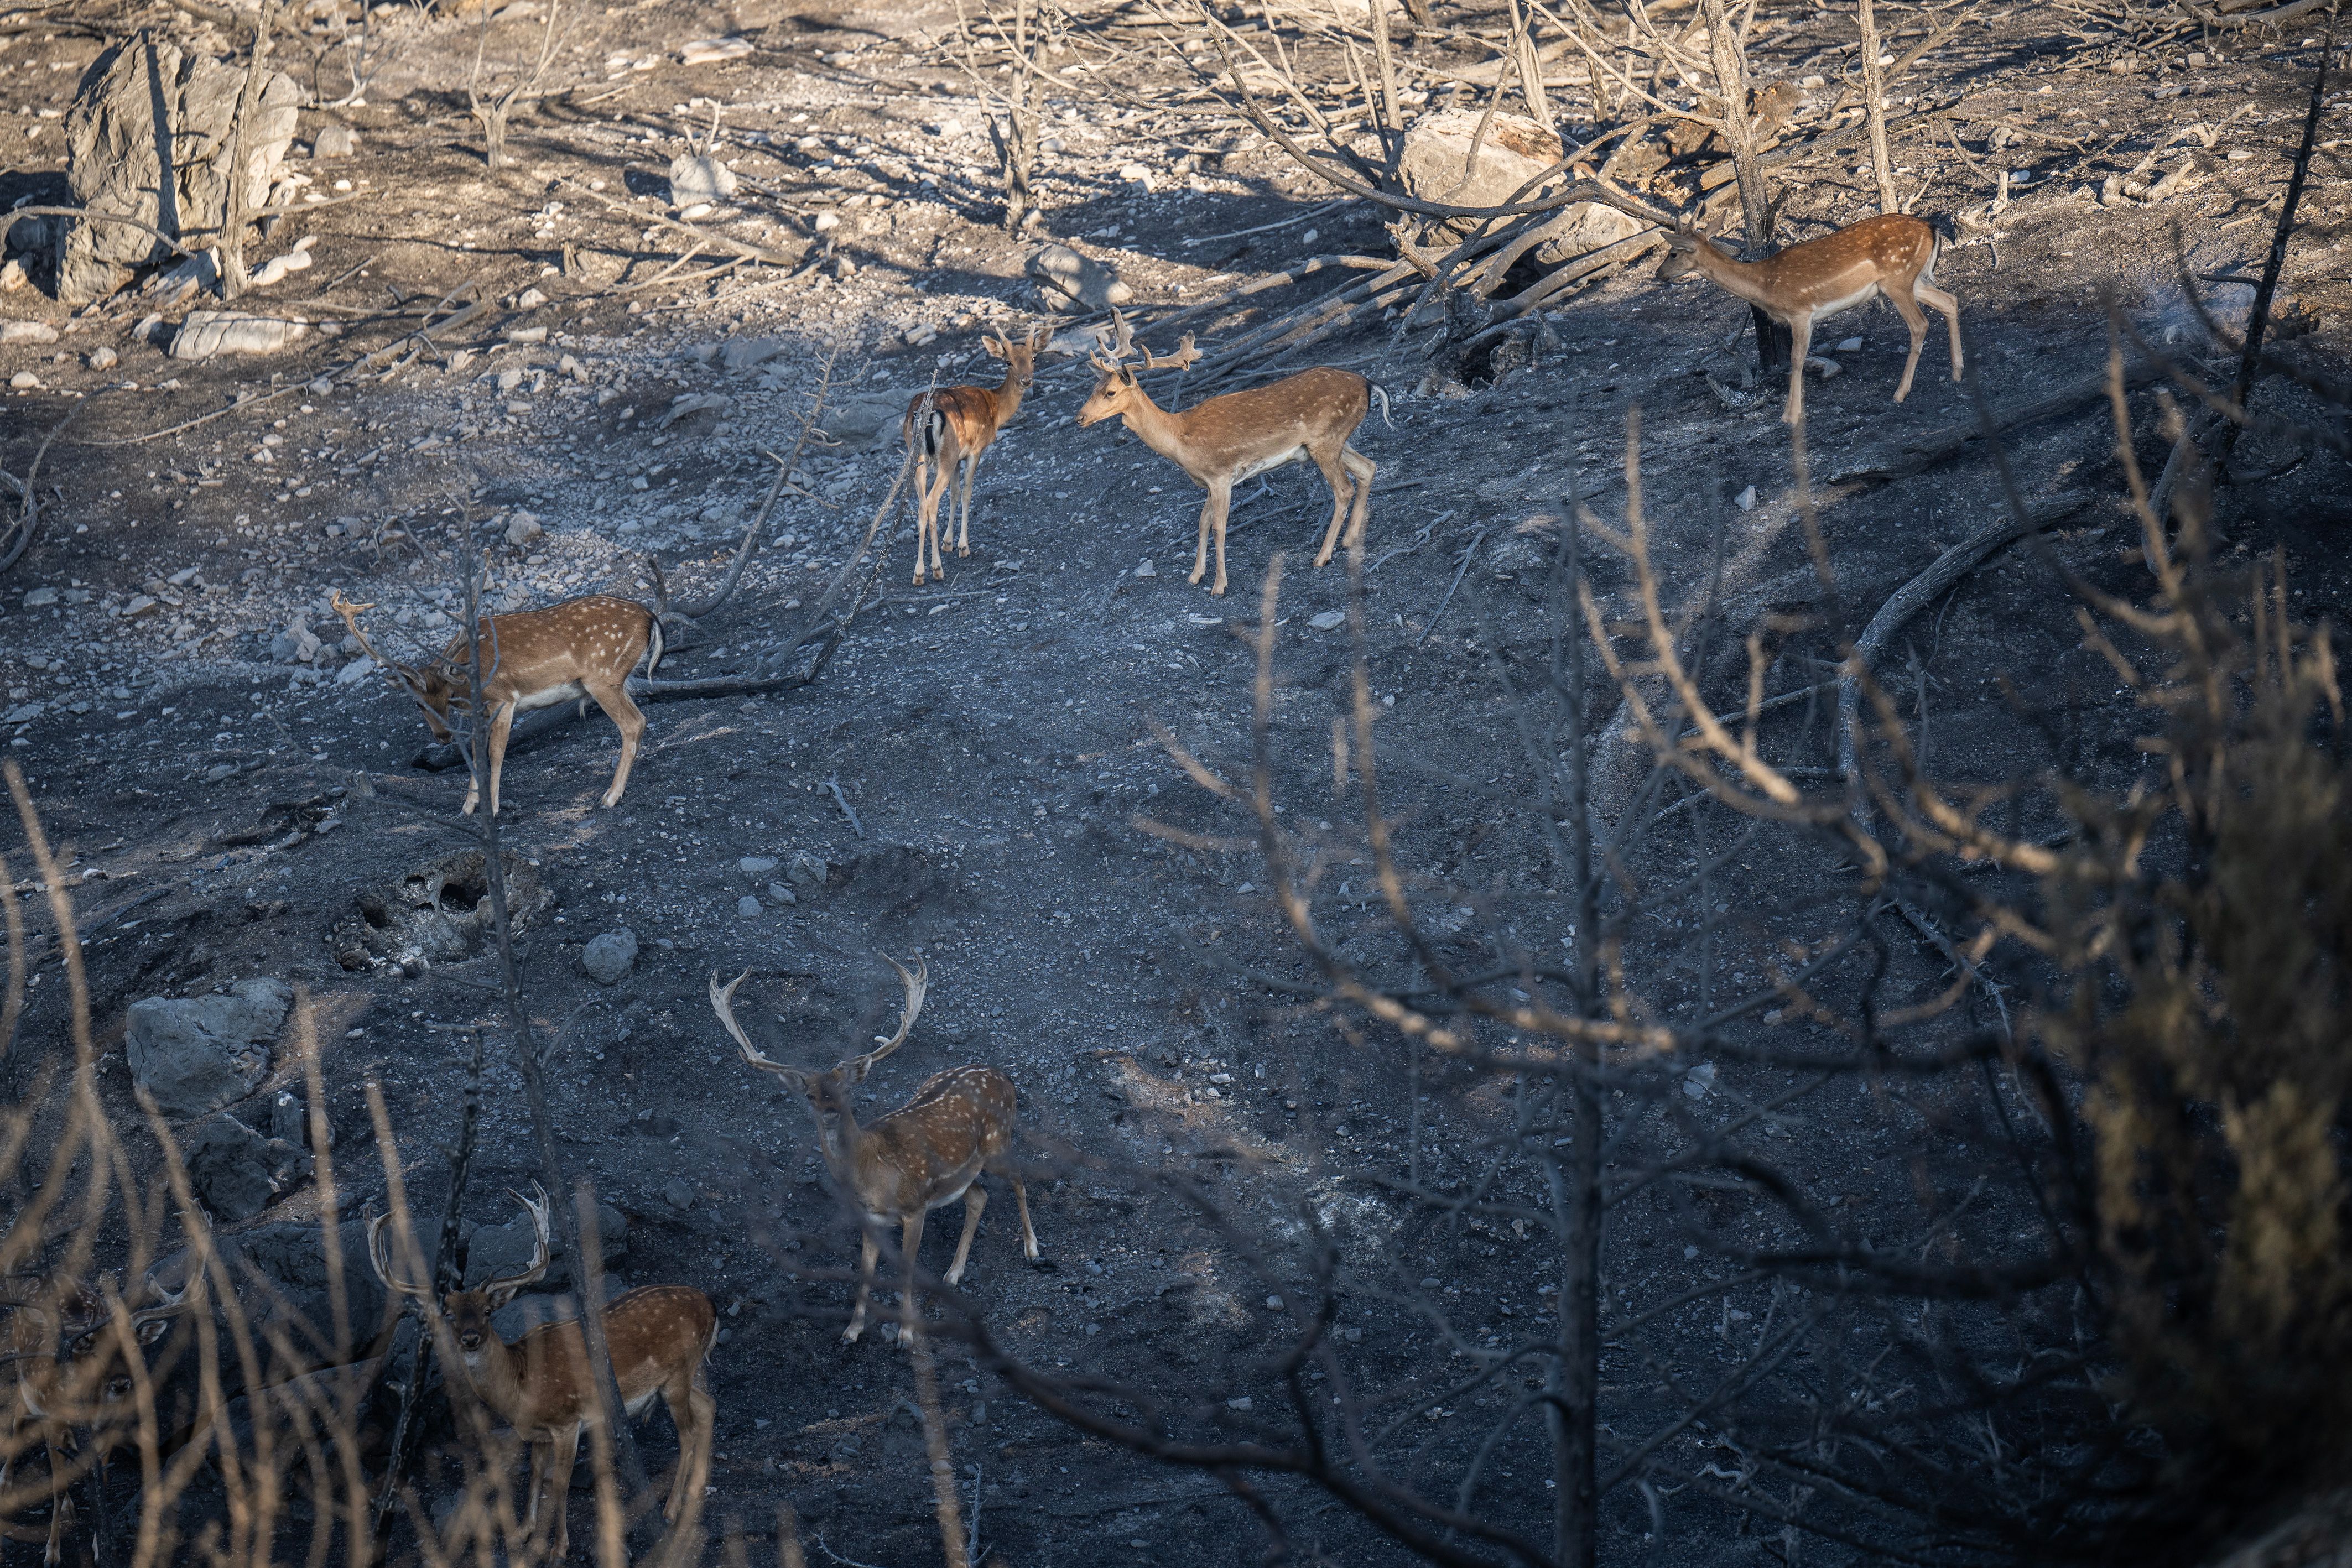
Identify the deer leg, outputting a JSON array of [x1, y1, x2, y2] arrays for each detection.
[[470, 700, 518, 816], [957, 447, 986, 558], [1004, 1170, 1043, 1262], [1783, 314, 1813, 426], [944, 1184, 987, 1286], [543, 1426, 582, 1565], [663, 1362, 716, 1524], [898, 1211, 927, 1348], [1916, 282, 1964, 380], [582, 679, 646, 811], [913, 448, 935, 586], [43, 1436, 67, 1568], [1208, 480, 1235, 597], [1189, 488, 1217, 587], [1309, 445, 1352, 568], [1888, 285, 1930, 404], [521, 1434, 550, 1545], [1340, 446, 1377, 555], [845, 1225, 881, 1343]]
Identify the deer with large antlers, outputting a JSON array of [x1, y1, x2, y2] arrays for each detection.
[[1656, 212, 1963, 425], [710, 955, 1044, 1343], [0, 1276, 192, 1566], [1075, 311, 1390, 596], [368, 1185, 716, 1562], [904, 323, 1048, 586], [332, 590, 663, 816]]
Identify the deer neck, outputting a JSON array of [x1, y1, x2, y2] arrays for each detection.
[[1116, 389, 1196, 471], [992, 365, 1028, 423], [450, 1331, 533, 1425], [1685, 243, 1775, 311]]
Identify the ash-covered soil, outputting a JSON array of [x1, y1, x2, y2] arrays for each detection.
[[2, 0, 2348, 1561]]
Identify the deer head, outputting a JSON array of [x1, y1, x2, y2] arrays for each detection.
[[331, 591, 463, 738], [710, 956, 928, 1138], [370, 1185, 552, 1363], [1654, 226, 1723, 281], [1076, 311, 1200, 426]]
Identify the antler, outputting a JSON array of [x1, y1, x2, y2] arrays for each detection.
[[1142, 331, 1200, 372], [712, 969, 811, 1091], [841, 953, 928, 1081], [330, 590, 396, 671], [478, 1184, 553, 1301], [366, 1213, 434, 1302]]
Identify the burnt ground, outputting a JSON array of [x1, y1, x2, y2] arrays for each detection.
[[2, 0, 2349, 1562]]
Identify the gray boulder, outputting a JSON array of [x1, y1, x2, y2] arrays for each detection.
[[1396, 108, 1565, 223], [56, 39, 301, 304], [311, 122, 357, 158], [818, 390, 912, 453], [668, 153, 737, 207], [126, 977, 291, 1118], [464, 1200, 629, 1290], [182, 1113, 312, 1222], [1028, 243, 1131, 309], [581, 928, 638, 987]]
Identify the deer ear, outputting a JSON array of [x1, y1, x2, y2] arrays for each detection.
[[982, 336, 1008, 360]]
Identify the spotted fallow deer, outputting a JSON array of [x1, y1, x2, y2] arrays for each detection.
[[709, 956, 1044, 1343], [332, 590, 663, 816], [368, 1185, 716, 1565], [1075, 311, 1389, 596], [0, 1277, 191, 1566], [1656, 212, 1963, 425], [903, 323, 1049, 585]]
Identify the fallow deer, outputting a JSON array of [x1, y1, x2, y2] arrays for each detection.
[[709, 956, 1044, 1343], [0, 1277, 191, 1566], [904, 323, 1048, 585], [1075, 311, 1389, 596], [1656, 212, 1963, 425], [367, 1185, 716, 1564], [332, 590, 663, 816]]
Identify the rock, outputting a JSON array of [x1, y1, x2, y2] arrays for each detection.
[[0, 321, 58, 343], [248, 235, 315, 289], [267, 1087, 330, 1149], [737, 894, 763, 918], [1397, 109, 1565, 221], [679, 37, 753, 65], [516, 286, 546, 309], [811, 211, 840, 234], [463, 1200, 628, 1289], [669, 153, 738, 206], [3, 702, 45, 726], [56, 38, 301, 304], [1117, 161, 1154, 191], [1308, 610, 1345, 631], [506, 326, 547, 345], [1531, 201, 1645, 265], [0, 259, 23, 292], [8, 372, 41, 390], [1028, 243, 1132, 309], [721, 337, 784, 372], [270, 615, 322, 664], [171, 311, 310, 360], [183, 1113, 311, 1222], [147, 1220, 399, 1377], [86, 345, 117, 371], [662, 1178, 695, 1211], [739, 855, 778, 874], [504, 510, 544, 547], [767, 882, 797, 906], [123, 593, 158, 616], [1134, 559, 1156, 578], [125, 977, 292, 1119], [20, 586, 56, 607], [785, 852, 826, 888], [659, 392, 729, 429], [312, 122, 357, 158], [819, 390, 913, 452], [581, 928, 637, 986], [334, 654, 377, 685]]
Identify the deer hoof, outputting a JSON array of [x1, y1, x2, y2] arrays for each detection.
[[1028, 1254, 1057, 1272]]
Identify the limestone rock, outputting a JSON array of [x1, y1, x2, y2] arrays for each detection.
[[1397, 110, 1565, 219], [1532, 202, 1645, 265], [819, 390, 913, 452], [126, 977, 292, 1119], [183, 1112, 311, 1222], [56, 39, 301, 304], [581, 928, 637, 986], [1028, 243, 1131, 309], [171, 310, 309, 359], [311, 122, 357, 158], [669, 153, 737, 206]]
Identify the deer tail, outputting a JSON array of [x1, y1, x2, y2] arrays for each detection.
[[1370, 383, 1393, 430]]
